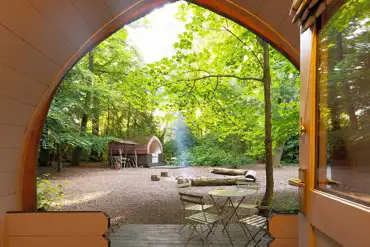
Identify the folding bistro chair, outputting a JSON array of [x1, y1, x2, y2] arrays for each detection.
[[236, 181, 261, 215], [239, 204, 273, 247], [179, 192, 232, 246], [177, 182, 213, 233]]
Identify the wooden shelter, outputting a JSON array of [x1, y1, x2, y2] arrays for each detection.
[[108, 140, 138, 168], [108, 136, 163, 168]]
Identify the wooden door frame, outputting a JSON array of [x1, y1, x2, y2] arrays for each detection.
[[299, 15, 370, 247]]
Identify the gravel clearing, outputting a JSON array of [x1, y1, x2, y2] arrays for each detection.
[[38, 164, 299, 232]]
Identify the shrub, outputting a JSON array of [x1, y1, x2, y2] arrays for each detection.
[[163, 139, 178, 164], [185, 143, 254, 167], [273, 193, 300, 213], [281, 134, 299, 165], [37, 174, 65, 211], [163, 135, 255, 167]]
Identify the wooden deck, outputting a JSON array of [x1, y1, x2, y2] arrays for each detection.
[[110, 224, 269, 247]]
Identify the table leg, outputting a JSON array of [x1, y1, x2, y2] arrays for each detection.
[[209, 195, 234, 246], [229, 196, 246, 221], [222, 196, 246, 232]]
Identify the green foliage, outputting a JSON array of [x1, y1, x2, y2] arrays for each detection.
[[163, 139, 178, 163], [37, 175, 65, 210], [163, 135, 255, 167], [40, 2, 300, 168], [185, 144, 254, 167], [147, 3, 299, 161], [41, 28, 162, 163], [281, 135, 299, 165], [273, 193, 300, 213]]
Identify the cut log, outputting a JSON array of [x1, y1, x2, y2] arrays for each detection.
[[151, 175, 160, 181], [160, 172, 169, 177], [191, 177, 247, 186], [210, 168, 248, 176]]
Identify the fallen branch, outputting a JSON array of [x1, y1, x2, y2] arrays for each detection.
[[210, 168, 248, 176]]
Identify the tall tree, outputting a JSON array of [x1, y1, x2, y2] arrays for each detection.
[[145, 3, 298, 205], [71, 51, 94, 166], [259, 38, 274, 206]]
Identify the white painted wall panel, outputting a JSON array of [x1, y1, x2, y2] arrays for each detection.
[[0, 124, 24, 149], [0, 0, 75, 66], [0, 26, 60, 85], [0, 64, 47, 106], [0, 193, 17, 213], [71, 0, 112, 33], [0, 98, 34, 127], [232, 0, 264, 15], [29, 0, 92, 49], [0, 149, 19, 172], [105, 0, 140, 16], [0, 172, 17, 197], [277, 15, 300, 54], [258, 0, 292, 29]]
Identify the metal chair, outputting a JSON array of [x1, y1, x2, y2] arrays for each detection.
[[239, 204, 273, 247], [179, 192, 232, 246], [236, 181, 261, 214], [177, 182, 213, 233]]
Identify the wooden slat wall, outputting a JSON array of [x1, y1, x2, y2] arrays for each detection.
[[269, 214, 299, 247], [290, 0, 334, 32], [1, 212, 109, 247]]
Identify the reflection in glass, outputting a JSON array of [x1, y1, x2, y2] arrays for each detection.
[[317, 0, 370, 206]]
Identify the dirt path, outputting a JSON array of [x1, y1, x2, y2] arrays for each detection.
[[39, 164, 299, 232]]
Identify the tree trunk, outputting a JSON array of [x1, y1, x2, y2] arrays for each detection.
[[126, 101, 131, 137], [210, 168, 248, 176], [106, 99, 110, 136], [56, 142, 62, 173], [90, 59, 100, 161], [260, 39, 274, 207], [39, 123, 49, 167], [71, 51, 93, 166], [272, 143, 285, 167]]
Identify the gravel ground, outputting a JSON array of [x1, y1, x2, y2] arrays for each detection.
[[38, 164, 299, 232]]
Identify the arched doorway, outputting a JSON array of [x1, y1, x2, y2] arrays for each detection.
[[0, 0, 303, 245], [0, 0, 299, 213]]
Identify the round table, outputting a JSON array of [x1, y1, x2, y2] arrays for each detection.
[[209, 189, 249, 197], [208, 189, 249, 244]]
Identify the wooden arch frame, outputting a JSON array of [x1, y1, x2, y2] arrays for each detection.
[[19, 0, 300, 211], [147, 136, 163, 154]]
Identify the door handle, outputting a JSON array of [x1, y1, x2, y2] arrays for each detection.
[[299, 124, 306, 136]]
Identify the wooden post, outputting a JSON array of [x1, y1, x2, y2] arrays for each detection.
[[56, 143, 62, 173], [151, 175, 160, 181], [160, 172, 168, 177], [119, 148, 123, 169], [134, 150, 138, 168], [109, 145, 112, 167]]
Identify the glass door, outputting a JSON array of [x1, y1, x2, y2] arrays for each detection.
[[299, 0, 370, 246], [316, 0, 370, 207]]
